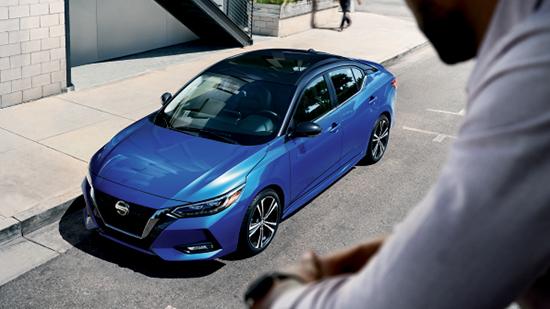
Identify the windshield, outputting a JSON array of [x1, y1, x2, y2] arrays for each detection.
[[157, 73, 294, 145]]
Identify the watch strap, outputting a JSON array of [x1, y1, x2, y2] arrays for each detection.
[[244, 272, 305, 306]]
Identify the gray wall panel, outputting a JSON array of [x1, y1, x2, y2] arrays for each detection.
[[164, 8, 195, 45], [70, 0, 197, 66], [69, 0, 99, 66]]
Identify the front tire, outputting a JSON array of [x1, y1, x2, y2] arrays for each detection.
[[364, 114, 390, 164], [238, 189, 281, 256]]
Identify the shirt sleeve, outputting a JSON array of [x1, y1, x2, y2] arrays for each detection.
[[272, 38, 550, 309]]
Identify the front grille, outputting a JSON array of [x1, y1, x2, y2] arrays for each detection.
[[99, 218, 175, 250], [93, 190, 158, 238]]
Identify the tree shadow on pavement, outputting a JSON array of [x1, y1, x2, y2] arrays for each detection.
[[58, 197, 225, 279]]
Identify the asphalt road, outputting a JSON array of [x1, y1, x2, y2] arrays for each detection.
[[0, 46, 474, 309]]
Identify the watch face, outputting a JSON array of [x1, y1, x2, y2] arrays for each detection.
[[244, 273, 276, 304]]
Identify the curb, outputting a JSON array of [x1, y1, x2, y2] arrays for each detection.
[[380, 41, 429, 67], [0, 40, 429, 248], [0, 193, 82, 246]]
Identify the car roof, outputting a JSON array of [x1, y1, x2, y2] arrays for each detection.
[[206, 48, 349, 86]]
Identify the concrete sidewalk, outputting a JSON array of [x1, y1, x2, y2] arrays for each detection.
[[0, 12, 426, 245]]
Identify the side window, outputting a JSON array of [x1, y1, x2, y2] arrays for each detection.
[[294, 76, 332, 123], [329, 68, 359, 105], [352, 67, 365, 90]]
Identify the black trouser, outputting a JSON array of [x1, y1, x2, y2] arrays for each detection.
[[340, 11, 351, 28]]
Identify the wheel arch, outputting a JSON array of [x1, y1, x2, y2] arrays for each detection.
[[381, 111, 392, 124], [261, 184, 285, 209]]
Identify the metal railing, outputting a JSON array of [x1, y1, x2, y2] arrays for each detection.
[[213, 0, 254, 39]]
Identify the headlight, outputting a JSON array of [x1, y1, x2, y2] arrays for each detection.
[[169, 184, 245, 218]]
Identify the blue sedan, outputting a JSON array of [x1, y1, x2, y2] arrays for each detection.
[[82, 48, 396, 261]]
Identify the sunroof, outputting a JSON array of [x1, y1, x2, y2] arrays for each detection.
[[228, 50, 320, 73]]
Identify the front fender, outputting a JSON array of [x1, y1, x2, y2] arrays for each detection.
[[245, 137, 291, 211]]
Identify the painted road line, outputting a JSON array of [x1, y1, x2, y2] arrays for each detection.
[[402, 126, 457, 143], [426, 108, 465, 116]]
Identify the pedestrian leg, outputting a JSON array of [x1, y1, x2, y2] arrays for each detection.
[[339, 12, 346, 31]]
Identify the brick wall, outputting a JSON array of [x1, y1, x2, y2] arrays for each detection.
[[0, 0, 66, 108]]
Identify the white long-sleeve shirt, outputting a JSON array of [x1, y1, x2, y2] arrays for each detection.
[[273, 0, 550, 308]]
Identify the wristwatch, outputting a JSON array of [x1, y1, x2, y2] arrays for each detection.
[[244, 272, 304, 308]]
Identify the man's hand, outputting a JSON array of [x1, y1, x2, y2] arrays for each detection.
[[246, 237, 385, 308], [284, 237, 386, 283]]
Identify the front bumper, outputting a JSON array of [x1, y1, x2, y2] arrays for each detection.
[[81, 177, 247, 261]]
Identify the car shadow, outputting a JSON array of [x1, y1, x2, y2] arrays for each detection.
[[58, 197, 225, 279], [356, 157, 376, 166]]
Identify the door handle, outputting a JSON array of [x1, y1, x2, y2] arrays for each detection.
[[368, 96, 377, 104], [328, 122, 339, 133]]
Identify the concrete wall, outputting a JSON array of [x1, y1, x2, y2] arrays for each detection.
[[0, 0, 67, 108], [253, 4, 280, 37], [253, 0, 339, 37], [69, 0, 198, 66]]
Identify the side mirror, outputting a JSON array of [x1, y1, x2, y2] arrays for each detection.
[[292, 121, 322, 138], [161, 92, 172, 106]]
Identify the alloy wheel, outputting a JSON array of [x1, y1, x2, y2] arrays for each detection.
[[248, 195, 279, 250], [371, 118, 390, 161]]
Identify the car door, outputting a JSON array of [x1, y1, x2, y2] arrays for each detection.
[[287, 74, 342, 202], [327, 66, 368, 162]]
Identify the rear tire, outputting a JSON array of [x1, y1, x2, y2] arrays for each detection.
[[364, 114, 390, 164], [238, 189, 281, 256]]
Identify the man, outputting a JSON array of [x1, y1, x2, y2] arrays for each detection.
[[338, 0, 362, 31], [245, 0, 550, 308]]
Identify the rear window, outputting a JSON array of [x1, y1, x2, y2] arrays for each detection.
[[229, 51, 319, 73]]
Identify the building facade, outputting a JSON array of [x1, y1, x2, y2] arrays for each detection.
[[0, 0, 67, 108]]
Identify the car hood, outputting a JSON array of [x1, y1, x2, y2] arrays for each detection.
[[91, 118, 267, 202]]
